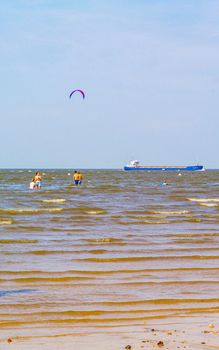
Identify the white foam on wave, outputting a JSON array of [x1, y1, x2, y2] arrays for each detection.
[[1, 208, 63, 214], [152, 210, 190, 215], [136, 215, 167, 219], [187, 198, 219, 203], [144, 219, 170, 224], [200, 203, 218, 207], [0, 219, 13, 225], [86, 211, 105, 215], [42, 199, 66, 203]]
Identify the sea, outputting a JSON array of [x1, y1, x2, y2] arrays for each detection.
[[0, 169, 219, 345]]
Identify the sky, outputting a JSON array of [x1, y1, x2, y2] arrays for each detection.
[[1, 0, 219, 168]]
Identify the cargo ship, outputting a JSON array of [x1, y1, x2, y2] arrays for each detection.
[[124, 160, 204, 171]]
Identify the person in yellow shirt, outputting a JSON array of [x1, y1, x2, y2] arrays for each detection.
[[78, 172, 83, 185], [34, 171, 42, 189], [73, 171, 79, 185]]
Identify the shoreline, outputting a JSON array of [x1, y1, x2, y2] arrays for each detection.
[[1, 317, 219, 349]]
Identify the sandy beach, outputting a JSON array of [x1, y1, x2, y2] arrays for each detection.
[[1, 318, 219, 349]]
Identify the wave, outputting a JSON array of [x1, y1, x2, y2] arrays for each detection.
[[118, 220, 170, 225], [42, 199, 66, 203], [3, 305, 219, 327], [0, 219, 13, 225], [3, 276, 93, 283], [129, 214, 167, 219], [6, 225, 46, 232], [0, 208, 63, 215], [0, 315, 170, 327], [85, 211, 106, 215], [151, 210, 190, 215], [168, 233, 219, 237], [2, 266, 219, 276], [0, 297, 203, 308], [77, 255, 219, 262], [2, 305, 219, 318], [118, 217, 205, 224], [99, 297, 219, 306], [1, 267, 219, 279], [138, 220, 170, 224], [65, 207, 107, 215], [88, 249, 107, 254], [85, 238, 125, 244], [3, 277, 218, 285], [0, 239, 38, 244], [21, 250, 74, 256], [187, 198, 219, 203]]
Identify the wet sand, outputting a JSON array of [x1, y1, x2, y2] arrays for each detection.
[[1, 317, 219, 349]]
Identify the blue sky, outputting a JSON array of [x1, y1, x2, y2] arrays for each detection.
[[1, 0, 219, 168]]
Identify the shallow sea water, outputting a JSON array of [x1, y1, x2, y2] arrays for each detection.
[[0, 169, 219, 344]]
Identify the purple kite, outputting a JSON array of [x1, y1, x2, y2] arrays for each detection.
[[69, 89, 85, 99]]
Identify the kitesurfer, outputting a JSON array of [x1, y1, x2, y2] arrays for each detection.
[[69, 89, 85, 99]]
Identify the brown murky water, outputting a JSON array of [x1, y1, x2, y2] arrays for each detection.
[[0, 169, 219, 341]]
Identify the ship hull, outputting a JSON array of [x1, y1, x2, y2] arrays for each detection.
[[124, 165, 203, 171]]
